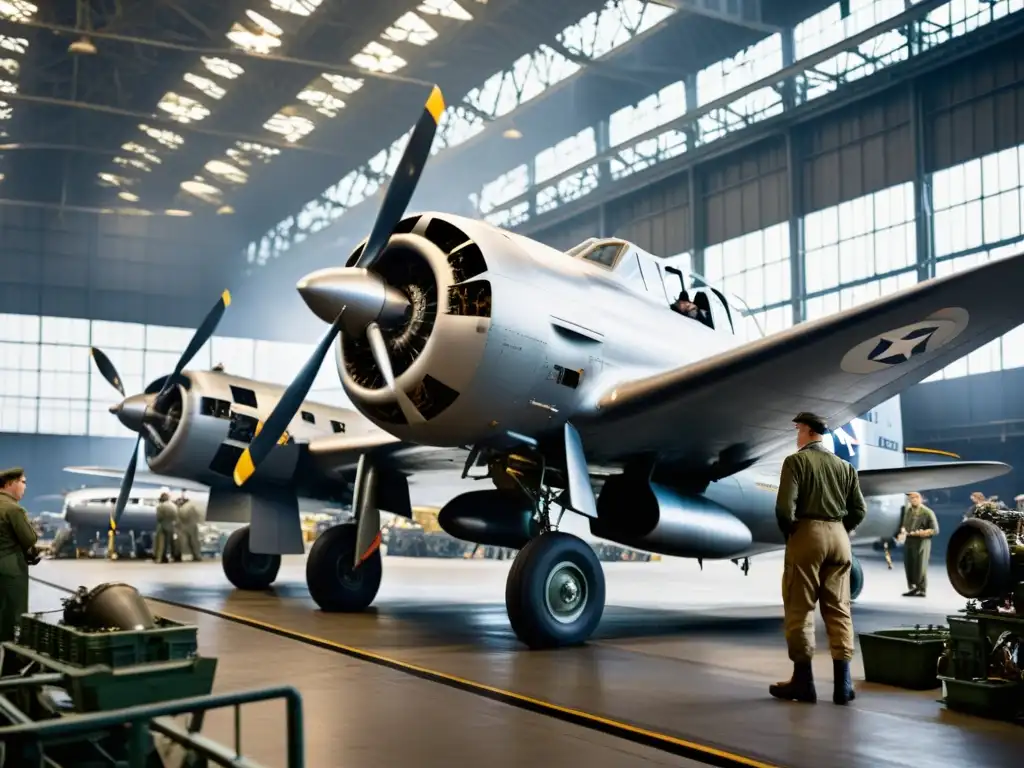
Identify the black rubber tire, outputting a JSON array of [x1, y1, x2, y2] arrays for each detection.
[[306, 524, 382, 612], [946, 518, 1013, 599], [222, 526, 281, 591], [505, 532, 605, 649], [850, 554, 864, 602]]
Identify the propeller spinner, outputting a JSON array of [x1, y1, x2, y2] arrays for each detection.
[[92, 290, 232, 531], [232, 84, 445, 487]]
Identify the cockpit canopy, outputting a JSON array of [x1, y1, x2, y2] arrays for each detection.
[[565, 237, 761, 338]]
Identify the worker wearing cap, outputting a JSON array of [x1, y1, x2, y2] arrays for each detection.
[[0, 467, 39, 642], [897, 491, 939, 597], [770, 413, 867, 706], [153, 489, 178, 563]]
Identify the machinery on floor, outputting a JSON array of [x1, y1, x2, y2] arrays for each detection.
[[69, 83, 1024, 652], [0, 582, 303, 767]]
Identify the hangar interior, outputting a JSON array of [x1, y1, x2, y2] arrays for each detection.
[[1, 0, 1024, 766]]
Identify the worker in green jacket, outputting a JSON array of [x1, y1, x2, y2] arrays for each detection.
[[176, 491, 203, 561], [154, 491, 178, 563], [771, 413, 866, 707], [0, 467, 38, 643], [899, 492, 939, 597]]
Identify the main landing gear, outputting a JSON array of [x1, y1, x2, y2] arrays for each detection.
[[222, 523, 383, 612], [500, 457, 606, 649], [222, 526, 281, 591], [850, 554, 864, 602]]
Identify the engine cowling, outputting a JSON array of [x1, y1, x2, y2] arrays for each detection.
[[591, 472, 753, 558], [437, 489, 540, 549], [143, 372, 303, 489], [332, 213, 603, 449]]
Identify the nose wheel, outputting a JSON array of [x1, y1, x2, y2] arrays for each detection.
[[505, 532, 605, 649]]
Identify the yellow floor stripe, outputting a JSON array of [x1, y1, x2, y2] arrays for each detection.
[[151, 599, 782, 768], [31, 576, 781, 768]]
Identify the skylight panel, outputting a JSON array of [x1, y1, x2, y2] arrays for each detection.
[[227, 22, 281, 55], [351, 42, 407, 74], [0, 79, 15, 94], [184, 73, 226, 100], [269, 0, 322, 15], [246, 10, 283, 36], [322, 74, 363, 94], [383, 12, 438, 46], [264, 113, 315, 142], [139, 124, 184, 149], [0, 1, 37, 23], [181, 179, 222, 203], [0, 101, 12, 120], [97, 172, 130, 187], [121, 142, 161, 164], [157, 92, 211, 124], [114, 156, 153, 172], [227, 141, 280, 167], [417, 0, 472, 21], [201, 57, 244, 79], [0, 36, 28, 55], [205, 159, 249, 184], [0, 58, 18, 76], [297, 88, 346, 117]]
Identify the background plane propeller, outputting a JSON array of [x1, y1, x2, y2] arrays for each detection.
[[90, 290, 231, 530], [232, 84, 445, 487]]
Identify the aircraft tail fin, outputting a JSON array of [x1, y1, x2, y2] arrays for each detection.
[[825, 395, 904, 471]]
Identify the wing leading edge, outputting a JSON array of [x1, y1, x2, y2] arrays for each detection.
[[590, 251, 1024, 475], [858, 461, 1012, 497]]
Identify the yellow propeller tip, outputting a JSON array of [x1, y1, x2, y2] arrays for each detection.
[[221, 289, 232, 308], [425, 85, 445, 123], [233, 448, 255, 487]]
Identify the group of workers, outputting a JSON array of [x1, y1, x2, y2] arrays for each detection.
[[153, 489, 203, 563]]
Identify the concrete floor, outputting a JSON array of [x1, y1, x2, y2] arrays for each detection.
[[24, 553, 1024, 768]]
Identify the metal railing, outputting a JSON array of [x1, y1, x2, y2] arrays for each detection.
[[0, 667, 303, 768]]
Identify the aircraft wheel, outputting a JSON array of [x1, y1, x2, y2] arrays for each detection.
[[850, 554, 864, 602], [505, 532, 605, 649], [306, 523, 382, 612], [222, 526, 280, 591]]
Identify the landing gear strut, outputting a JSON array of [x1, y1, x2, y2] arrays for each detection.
[[500, 453, 606, 649], [222, 526, 281, 591]]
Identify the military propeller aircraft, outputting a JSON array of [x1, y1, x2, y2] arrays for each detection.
[[82, 83, 1021, 651]]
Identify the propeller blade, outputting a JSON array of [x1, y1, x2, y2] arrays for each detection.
[[233, 310, 346, 487], [112, 434, 141, 528], [365, 322, 425, 425], [91, 347, 125, 396], [157, 289, 232, 400], [355, 85, 444, 271]]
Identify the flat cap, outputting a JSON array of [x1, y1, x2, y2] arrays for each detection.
[[793, 412, 828, 434], [0, 467, 24, 485]]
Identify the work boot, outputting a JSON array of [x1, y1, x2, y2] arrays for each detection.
[[769, 661, 817, 703], [833, 659, 856, 705]]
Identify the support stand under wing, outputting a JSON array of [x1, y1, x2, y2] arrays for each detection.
[[207, 487, 305, 555]]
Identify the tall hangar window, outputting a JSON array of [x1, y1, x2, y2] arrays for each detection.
[[703, 222, 791, 344], [925, 143, 1024, 381], [535, 127, 599, 215], [803, 182, 918, 322], [0, 314, 355, 436]]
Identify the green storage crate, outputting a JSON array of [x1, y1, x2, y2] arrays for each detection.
[[17, 613, 197, 668], [69, 657, 219, 713], [859, 625, 949, 690], [939, 676, 1024, 721]]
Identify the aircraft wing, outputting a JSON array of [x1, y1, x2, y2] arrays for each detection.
[[591, 252, 1024, 476], [63, 466, 209, 493], [306, 433, 470, 479], [858, 461, 1012, 497]]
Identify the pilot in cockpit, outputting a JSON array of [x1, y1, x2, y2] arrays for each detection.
[[671, 290, 710, 326]]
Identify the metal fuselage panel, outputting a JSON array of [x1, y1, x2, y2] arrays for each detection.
[[348, 213, 741, 452]]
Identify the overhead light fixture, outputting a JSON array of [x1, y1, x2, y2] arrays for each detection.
[[503, 127, 523, 140], [216, 205, 235, 215], [68, 37, 97, 55], [118, 191, 139, 202], [164, 209, 192, 217]]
